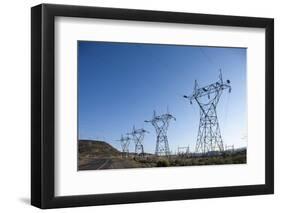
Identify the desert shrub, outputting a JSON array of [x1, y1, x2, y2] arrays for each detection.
[[137, 158, 151, 164], [156, 159, 170, 167], [171, 159, 185, 166], [232, 154, 246, 164], [174, 159, 181, 165]]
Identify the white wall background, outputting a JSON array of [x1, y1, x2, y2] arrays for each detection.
[[0, 0, 279, 212]]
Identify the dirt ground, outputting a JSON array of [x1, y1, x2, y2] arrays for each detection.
[[78, 152, 246, 171]]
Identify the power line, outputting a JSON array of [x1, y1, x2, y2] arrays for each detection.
[[199, 47, 221, 71]]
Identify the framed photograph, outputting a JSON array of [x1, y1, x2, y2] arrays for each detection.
[[31, 4, 274, 209]]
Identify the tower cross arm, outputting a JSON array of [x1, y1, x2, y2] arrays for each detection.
[[164, 113, 176, 121], [184, 81, 231, 101]]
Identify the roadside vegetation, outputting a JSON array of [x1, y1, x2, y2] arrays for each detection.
[[78, 140, 246, 170]]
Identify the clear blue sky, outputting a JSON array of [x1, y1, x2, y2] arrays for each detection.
[[78, 41, 247, 154]]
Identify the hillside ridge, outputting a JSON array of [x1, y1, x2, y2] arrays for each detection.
[[79, 140, 120, 157]]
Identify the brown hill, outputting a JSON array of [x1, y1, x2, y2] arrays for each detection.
[[79, 140, 120, 157]]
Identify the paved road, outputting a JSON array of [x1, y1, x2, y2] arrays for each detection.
[[79, 158, 113, 170]]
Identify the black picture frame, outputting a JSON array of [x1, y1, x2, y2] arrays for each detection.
[[31, 3, 274, 209]]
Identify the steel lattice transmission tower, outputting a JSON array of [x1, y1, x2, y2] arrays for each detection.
[[177, 146, 190, 156], [145, 110, 176, 156], [183, 70, 231, 154], [127, 126, 149, 156], [117, 134, 131, 158]]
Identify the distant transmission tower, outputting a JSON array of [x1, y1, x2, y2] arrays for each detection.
[[177, 146, 190, 156], [127, 126, 149, 156], [225, 144, 234, 153], [145, 110, 176, 156], [117, 134, 131, 158], [183, 70, 231, 154]]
